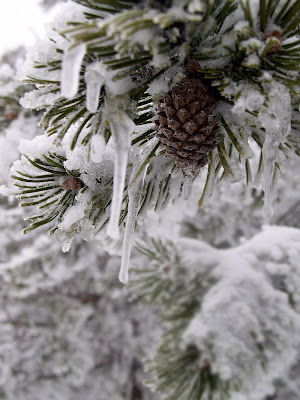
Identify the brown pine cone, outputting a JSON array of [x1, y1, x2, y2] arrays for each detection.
[[155, 76, 218, 175]]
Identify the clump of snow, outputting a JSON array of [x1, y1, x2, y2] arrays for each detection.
[[187, 0, 205, 13], [20, 88, 62, 110], [230, 84, 265, 114], [90, 135, 106, 163], [0, 115, 41, 184], [18, 134, 64, 159], [239, 38, 261, 53], [242, 54, 260, 68], [150, 54, 172, 69], [0, 185, 11, 196], [64, 145, 89, 174], [59, 202, 86, 230], [146, 77, 169, 99]]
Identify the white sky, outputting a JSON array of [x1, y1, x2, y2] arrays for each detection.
[[0, 0, 47, 56]]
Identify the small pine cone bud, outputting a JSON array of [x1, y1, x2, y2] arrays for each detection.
[[61, 176, 82, 191], [155, 76, 218, 175]]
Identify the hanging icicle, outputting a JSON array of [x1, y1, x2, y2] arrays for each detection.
[[262, 133, 276, 219], [107, 108, 136, 239], [85, 65, 105, 113], [61, 43, 86, 99], [119, 166, 146, 284]]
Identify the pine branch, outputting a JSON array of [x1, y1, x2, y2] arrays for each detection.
[[10, 0, 300, 270]]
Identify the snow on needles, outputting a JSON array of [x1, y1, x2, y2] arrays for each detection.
[[181, 226, 300, 400]]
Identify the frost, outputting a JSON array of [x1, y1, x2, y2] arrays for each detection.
[[61, 43, 86, 99], [107, 108, 136, 239], [85, 63, 105, 113]]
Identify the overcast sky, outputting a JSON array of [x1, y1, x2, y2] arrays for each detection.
[[0, 0, 47, 56]]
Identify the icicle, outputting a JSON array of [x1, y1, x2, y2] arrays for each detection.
[[262, 134, 276, 219], [260, 82, 291, 219], [182, 172, 193, 200], [119, 167, 146, 284], [107, 109, 135, 239], [85, 68, 105, 113], [61, 43, 86, 99]]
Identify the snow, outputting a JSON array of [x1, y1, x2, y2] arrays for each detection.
[[18, 134, 64, 160], [59, 203, 85, 230], [146, 78, 169, 98], [181, 226, 300, 400], [0, 0, 299, 397], [243, 54, 260, 68], [90, 135, 106, 163], [150, 54, 172, 69], [20, 89, 62, 110], [106, 108, 136, 240], [0, 115, 41, 184], [62, 241, 72, 253], [0, 185, 11, 196], [187, 0, 205, 13], [231, 85, 265, 114], [61, 44, 86, 99]]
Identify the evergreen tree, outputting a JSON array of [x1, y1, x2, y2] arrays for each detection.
[[0, 0, 300, 399]]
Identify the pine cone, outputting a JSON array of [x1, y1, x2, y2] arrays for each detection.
[[155, 76, 218, 175]]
